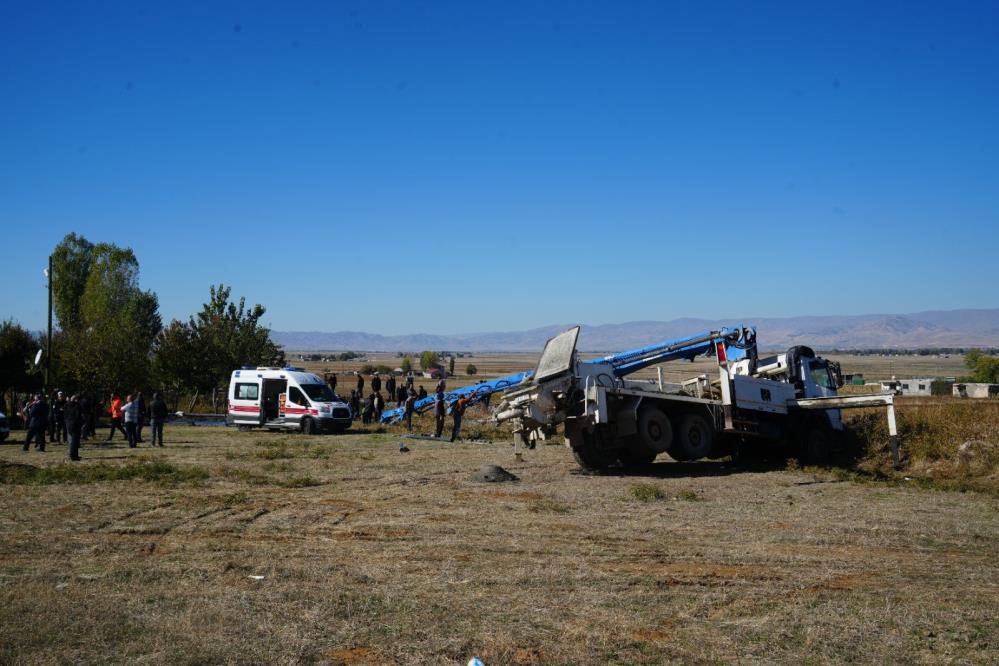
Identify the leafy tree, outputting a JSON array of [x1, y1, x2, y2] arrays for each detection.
[[184, 284, 284, 392], [152, 320, 199, 393], [59, 242, 160, 392], [401, 355, 412, 373], [0, 320, 42, 396], [50, 233, 95, 331], [448, 356, 455, 375], [360, 363, 376, 375], [420, 351, 439, 371], [965, 351, 999, 383], [465, 364, 477, 376]]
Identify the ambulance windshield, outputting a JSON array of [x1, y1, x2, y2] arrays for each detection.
[[302, 383, 335, 402]]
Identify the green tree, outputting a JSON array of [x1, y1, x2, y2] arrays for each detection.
[[59, 242, 160, 392], [152, 320, 199, 394], [420, 351, 439, 371], [465, 364, 477, 376], [448, 355, 455, 375], [50, 233, 95, 331], [401, 355, 413, 373], [0, 320, 42, 397], [185, 284, 284, 392]]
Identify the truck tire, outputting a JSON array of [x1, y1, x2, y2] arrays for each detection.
[[618, 440, 657, 467], [673, 414, 715, 461], [638, 408, 672, 453], [566, 423, 616, 471], [301, 417, 318, 435]]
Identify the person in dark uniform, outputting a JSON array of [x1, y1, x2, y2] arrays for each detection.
[[149, 392, 168, 447], [356, 373, 364, 396], [52, 391, 67, 443], [396, 384, 407, 405], [404, 388, 416, 431], [23, 394, 48, 452], [79, 392, 94, 441], [371, 373, 381, 395], [417, 385, 427, 400], [64, 394, 83, 461], [434, 389, 446, 438], [328, 372, 337, 394], [385, 374, 396, 404]]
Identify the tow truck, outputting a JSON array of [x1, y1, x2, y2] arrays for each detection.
[[492, 326, 899, 470]]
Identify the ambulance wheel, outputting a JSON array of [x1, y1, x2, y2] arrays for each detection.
[[237, 425, 252, 432], [301, 417, 318, 435], [673, 414, 715, 461]]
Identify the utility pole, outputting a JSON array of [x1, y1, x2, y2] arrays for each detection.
[[46, 254, 52, 391]]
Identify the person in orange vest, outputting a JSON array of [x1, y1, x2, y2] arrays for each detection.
[[104, 393, 127, 442], [449, 393, 474, 442]]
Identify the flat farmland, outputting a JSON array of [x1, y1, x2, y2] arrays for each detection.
[[1, 415, 996, 664], [293, 351, 971, 391]]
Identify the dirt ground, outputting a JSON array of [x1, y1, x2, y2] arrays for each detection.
[[1, 418, 997, 665]]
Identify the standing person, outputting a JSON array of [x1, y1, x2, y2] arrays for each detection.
[[351, 390, 361, 420], [356, 373, 364, 397], [436, 376, 446, 393], [434, 389, 447, 438], [362, 394, 374, 424], [135, 392, 146, 443], [51, 391, 67, 443], [385, 375, 396, 404], [105, 394, 127, 442], [396, 383, 407, 406], [417, 385, 427, 400], [329, 372, 337, 394], [450, 393, 473, 442], [149, 392, 168, 447], [79, 392, 93, 441], [373, 392, 384, 422], [22, 394, 48, 452], [404, 388, 416, 431], [371, 373, 381, 395], [64, 394, 83, 461], [406, 372, 415, 389], [121, 394, 140, 448]]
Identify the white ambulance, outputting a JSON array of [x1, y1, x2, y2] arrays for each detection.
[[227, 366, 352, 434]]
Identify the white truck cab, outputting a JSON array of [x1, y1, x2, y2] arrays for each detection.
[[227, 366, 352, 434]]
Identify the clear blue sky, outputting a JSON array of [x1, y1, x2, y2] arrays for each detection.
[[2, 1, 997, 335]]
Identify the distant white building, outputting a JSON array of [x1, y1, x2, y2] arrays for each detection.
[[878, 378, 935, 396], [953, 383, 999, 399]]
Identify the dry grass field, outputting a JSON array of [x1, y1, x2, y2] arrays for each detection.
[[2, 400, 997, 665], [294, 351, 971, 393]]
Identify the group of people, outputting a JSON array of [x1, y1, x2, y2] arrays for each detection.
[[20, 390, 169, 461], [327, 371, 472, 442]]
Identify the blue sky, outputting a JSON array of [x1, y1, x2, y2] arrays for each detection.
[[2, 1, 997, 335]]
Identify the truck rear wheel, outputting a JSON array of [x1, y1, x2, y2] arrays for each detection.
[[301, 417, 318, 435], [618, 440, 656, 467], [638, 408, 672, 453], [673, 414, 714, 460], [566, 423, 617, 471]]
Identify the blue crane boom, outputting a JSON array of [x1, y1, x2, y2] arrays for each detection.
[[379, 370, 534, 424], [584, 327, 754, 377]]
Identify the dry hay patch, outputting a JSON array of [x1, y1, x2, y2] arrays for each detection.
[[322, 646, 385, 665]]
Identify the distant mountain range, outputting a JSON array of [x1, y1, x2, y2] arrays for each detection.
[[272, 309, 999, 352]]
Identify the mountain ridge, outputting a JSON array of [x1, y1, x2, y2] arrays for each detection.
[[272, 309, 999, 352]]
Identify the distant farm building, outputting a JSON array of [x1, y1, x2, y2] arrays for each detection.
[[953, 383, 999, 399], [877, 379, 935, 396]]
